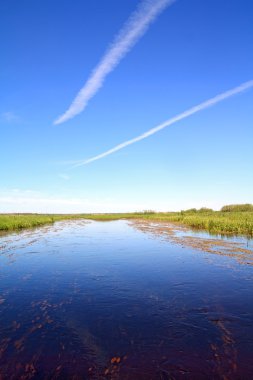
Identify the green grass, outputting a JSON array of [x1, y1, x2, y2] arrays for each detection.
[[140, 211, 253, 236], [0, 214, 63, 231], [0, 213, 142, 232], [1, 208, 253, 237]]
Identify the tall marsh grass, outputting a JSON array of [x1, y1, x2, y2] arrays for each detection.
[[0, 214, 57, 231]]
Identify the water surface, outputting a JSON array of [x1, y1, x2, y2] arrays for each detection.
[[0, 220, 252, 379]]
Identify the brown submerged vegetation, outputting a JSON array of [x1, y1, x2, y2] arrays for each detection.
[[130, 220, 253, 266]]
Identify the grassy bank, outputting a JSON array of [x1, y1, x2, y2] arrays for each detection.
[[0, 208, 253, 237], [138, 211, 253, 236], [82, 208, 253, 236], [0, 214, 56, 231], [0, 213, 144, 232]]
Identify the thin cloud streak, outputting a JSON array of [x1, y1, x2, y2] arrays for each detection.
[[71, 80, 253, 167], [54, 0, 175, 125]]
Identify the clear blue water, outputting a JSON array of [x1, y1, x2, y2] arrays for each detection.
[[0, 220, 252, 379]]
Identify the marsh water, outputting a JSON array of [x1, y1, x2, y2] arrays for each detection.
[[0, 220, 252, 379]]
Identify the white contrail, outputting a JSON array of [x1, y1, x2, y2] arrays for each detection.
[[54, 0, 176, 125], [71, 80, 253, 167]]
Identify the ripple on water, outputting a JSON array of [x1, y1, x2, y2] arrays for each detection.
[[0, 219, 252, 379]]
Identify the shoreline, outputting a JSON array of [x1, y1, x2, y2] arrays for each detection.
[[0, 212, 253, 238]]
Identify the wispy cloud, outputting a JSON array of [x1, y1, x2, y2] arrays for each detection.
[[54, 0, 175, 125], [1, 111, 19, 123], [58, 173, 70, 180], [70, 80, 253, 167], [0, 189, 246, 213], [0, 189, 153, 213]]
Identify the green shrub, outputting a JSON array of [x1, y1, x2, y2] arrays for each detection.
[[221, 204, 253, 212]]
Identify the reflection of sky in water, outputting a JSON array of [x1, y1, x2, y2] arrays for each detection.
[[0, 220, 252, 379], [165, 223, 253, 247]]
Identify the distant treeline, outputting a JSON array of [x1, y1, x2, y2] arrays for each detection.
[[181, 208, 213, 214], [181, 204, 253, 213], [220, 204, 253, 212]]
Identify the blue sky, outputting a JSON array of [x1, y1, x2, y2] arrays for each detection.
[[1, 0, 252, 213]]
